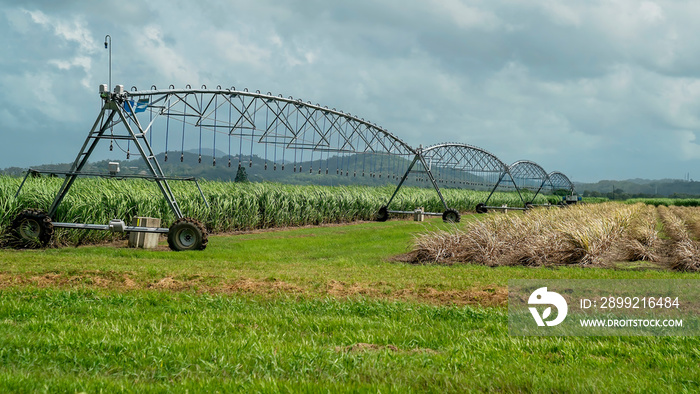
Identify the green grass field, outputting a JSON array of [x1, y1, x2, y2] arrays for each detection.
[[1, 217, 699, 392]]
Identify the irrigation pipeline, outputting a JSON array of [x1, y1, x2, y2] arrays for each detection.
[[14, 83, 578, 248]]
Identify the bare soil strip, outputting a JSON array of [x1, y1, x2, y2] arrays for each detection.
[[0, 272, 507, 307]]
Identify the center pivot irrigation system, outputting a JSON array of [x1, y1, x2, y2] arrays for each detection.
[[377, 143, 516, 222], [12, 84, 576, 251], [376, 145, 577, 220]]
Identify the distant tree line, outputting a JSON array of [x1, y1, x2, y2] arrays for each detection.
[[578, 179, 700, 199], [583, 188, 700, 200]]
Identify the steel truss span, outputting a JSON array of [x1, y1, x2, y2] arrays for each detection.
[[419, 143, 511, 187], [548, 171, 575, 193], [12, 84, 421, 250], [15, 83, 581, 248], [379, 143, 524, 220], [508, 160, 549, 189], [385, 149, 578, 215], [124, 86, 415, 176], [56, 85, 416, 217]]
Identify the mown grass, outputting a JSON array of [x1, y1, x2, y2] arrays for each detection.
[[0, 288, 697, 392], [2, 219, 695, 294], [1, 215, 698, 391]]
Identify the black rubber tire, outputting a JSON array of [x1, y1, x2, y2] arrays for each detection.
[[442, 208, 461, 223], [167, 218, 208, 251], [11, 209, 54, 248], [376, 206, 389, 222], [475, 203, 488, 214]]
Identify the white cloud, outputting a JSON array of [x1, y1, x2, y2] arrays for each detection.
[[18, 9, 96, 89], [211, 30, 271, 68], [25, 9, 96, 52], [429, 0, 504, 30], [639, 1, 665, 24], [130, 25, 199, 84], [48, 56, 92, 88], [538, 1, 581, 27], [3, 1, 700, 181]]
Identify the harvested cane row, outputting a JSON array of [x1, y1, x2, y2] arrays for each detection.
[[621, 203, 660, 262], [660, 206, 700, 271], [413, 203, 700, 271]]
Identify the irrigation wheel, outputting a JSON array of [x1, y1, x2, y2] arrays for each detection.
[[167, 218, 208, 251], [475, 203, 488, 214], [525, 202, 534, 209], [11, 209, 54, 248], [442, 208, 461, 223], [376, 206, 389, 222]]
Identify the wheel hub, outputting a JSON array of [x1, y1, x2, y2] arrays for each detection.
[[20, 220, 41, 239], [178, 229, 196, 247]]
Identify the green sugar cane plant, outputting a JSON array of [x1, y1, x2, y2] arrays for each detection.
[[0, 175, 569, 247]]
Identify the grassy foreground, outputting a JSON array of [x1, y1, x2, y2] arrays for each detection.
[[0, 218, 699, 392]]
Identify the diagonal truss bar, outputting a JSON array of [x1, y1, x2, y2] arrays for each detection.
[[380, 142, 524, 214], [34, 85, 419, 225], [507, 160, 551, 203], [127, 88, 415, 158], [47, 98, 187, 219], [548, 171, 575, 193]]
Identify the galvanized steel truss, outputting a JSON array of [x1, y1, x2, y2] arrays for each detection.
[[382, 143, 524, 212], [125, 87, 415, 173], [22, 85, 577, 222], [500, 160, 551, 203], [28, 86, 417, 220], [548, 171, 575, 193]]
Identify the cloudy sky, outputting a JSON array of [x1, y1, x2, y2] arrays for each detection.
[[2, 0, 700, 182]]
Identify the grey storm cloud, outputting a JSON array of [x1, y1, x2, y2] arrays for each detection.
[[2, 0, 700, 182]]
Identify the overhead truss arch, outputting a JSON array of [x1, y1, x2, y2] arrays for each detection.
[[420, 143, 510, 175], [20, 83, 580, 227], [31, 84, 419, 221], [379, 142, 526, 219], [548, 171, 575, 193], [508, 160, 549, 186], [504, 160, 551, 203], [125, 86, 415, 160]]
